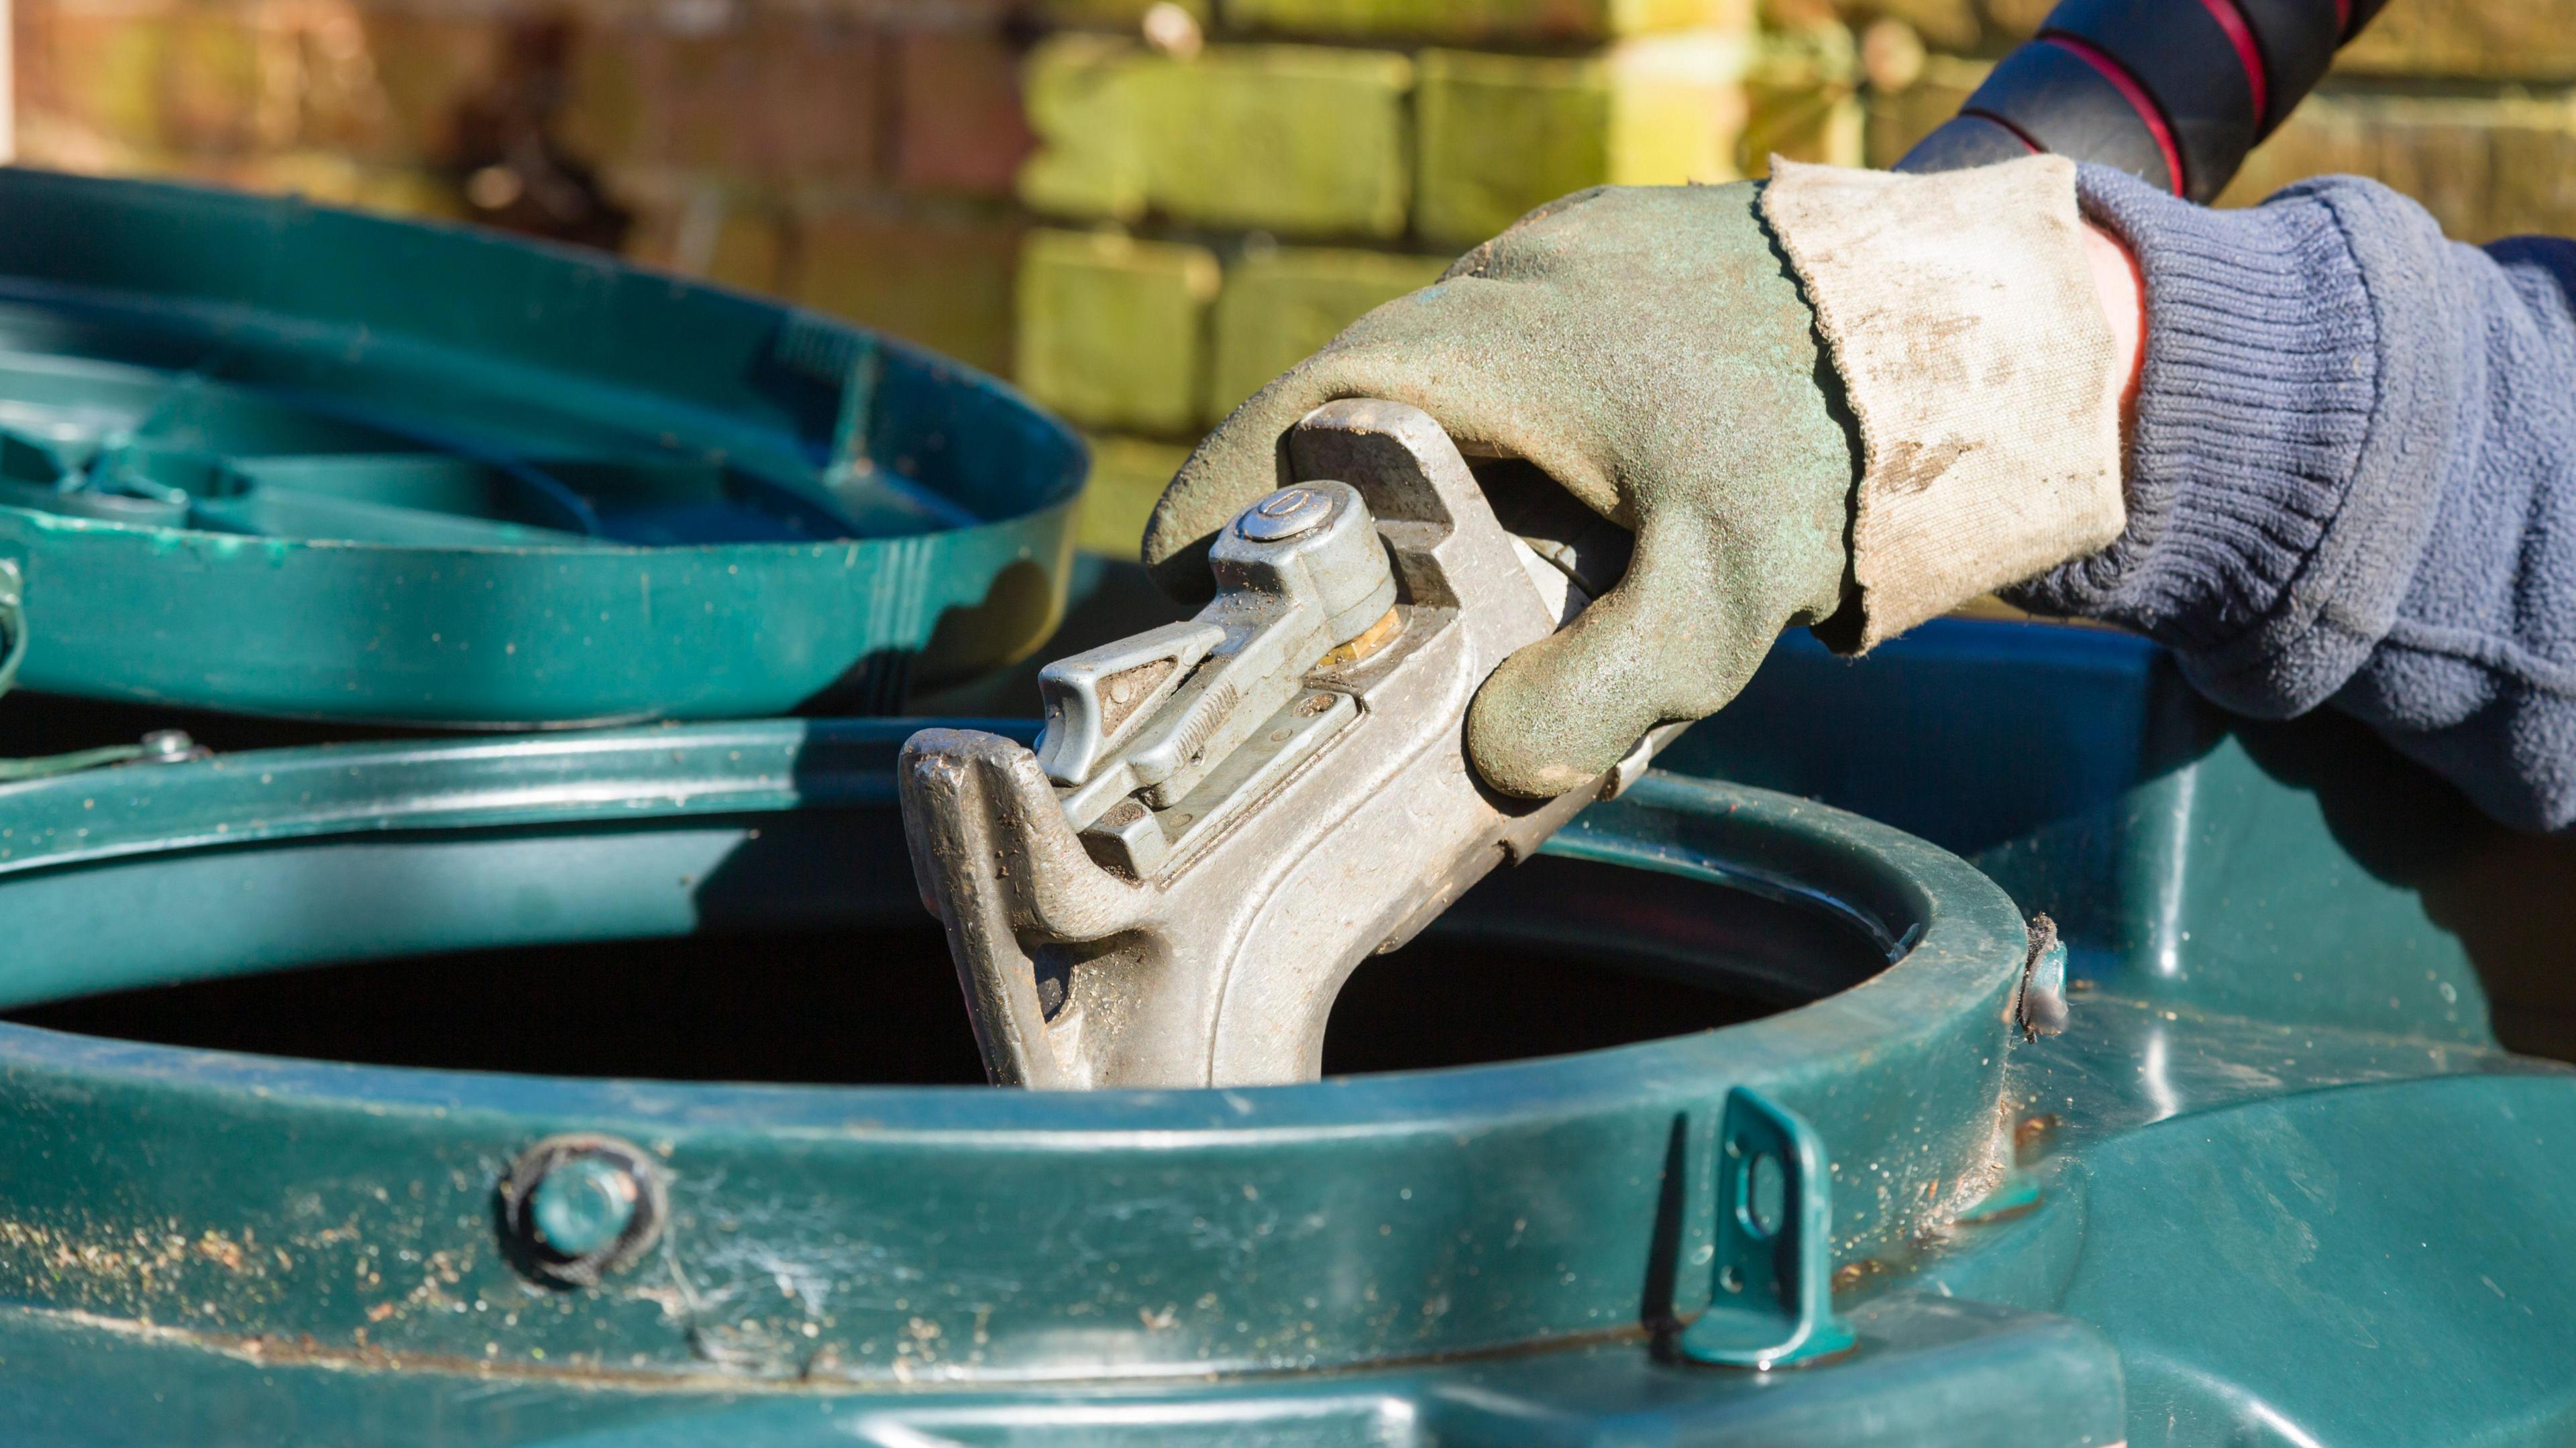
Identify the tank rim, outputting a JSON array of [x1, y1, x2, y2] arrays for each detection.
[[0, 719, 2031, 1380]]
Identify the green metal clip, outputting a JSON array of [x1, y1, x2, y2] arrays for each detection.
[[1679, 1087, 1855, 1370]]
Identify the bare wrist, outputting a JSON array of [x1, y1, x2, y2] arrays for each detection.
[[2081, 222, 2145, 446]]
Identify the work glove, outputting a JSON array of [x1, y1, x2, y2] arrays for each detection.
[[1144, 156, 2127, 800], [1144, 181, 1859, 799]]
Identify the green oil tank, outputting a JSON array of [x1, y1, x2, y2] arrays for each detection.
[[3, 639, 2573, 1445], [0, 173, 2569, 1448]]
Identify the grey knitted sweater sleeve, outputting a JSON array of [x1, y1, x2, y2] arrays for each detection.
[[2009, 165, 2576, 832]]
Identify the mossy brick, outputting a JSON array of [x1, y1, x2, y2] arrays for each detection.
[[1840, 0, 1980, 52], [156, 6, 265, 153], [339, 11, 508, 164], [2222, 92, 2576, 244], [1018, 32, 1157, 221], [19, 0, 461, 159], [178, 4, 494, 160], [1208, 246, 1448, 417], [2224, 95, 2491, 241], [892, 26, 1036, 196], [1076, 435, 1195, 559], [23, 0, 505, 166], [625, 188, 793, 295], [1222, 0, 1748, 46], [561, 14, 882, 184], [1738, 21, 1862, 174], [557, 18, 647, 164], [704, 15, 883, 182], [794, 203, 1028, 377], [2337, 0, 2576, 83], [747, 21, 890, 183], [1033, 0, 1211, 25], [2488, 115, 2576, 239], [1150, 46, 1413, 237], [21, 0, 264, 156], [17, 1, 170, 155], [1016, 229, 1221, 436], [1976, 0, 2053, 39], [1414, 38, 1750, 247], [703, 213, 792, 296], [1022, 39, 1413, 238], [1811, 0, 2008, 50]]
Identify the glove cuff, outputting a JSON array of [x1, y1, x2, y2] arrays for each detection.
[[1760, 154, 2125, 650]]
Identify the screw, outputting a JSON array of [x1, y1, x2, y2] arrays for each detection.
[[530, 1156, 639, 1258], [1236, 486, 1332, 541], [500, 1135, 665, 1287]]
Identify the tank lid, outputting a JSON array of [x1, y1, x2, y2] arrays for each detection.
[[0, 168, 1084, 727]]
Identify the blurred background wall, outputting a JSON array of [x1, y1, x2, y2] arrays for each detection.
[[11, 0, 2574, 555]]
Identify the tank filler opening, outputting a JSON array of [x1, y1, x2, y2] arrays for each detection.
[[6, 856, 1890, 1083]]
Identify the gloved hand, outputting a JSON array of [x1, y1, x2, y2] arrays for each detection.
[[1144, 181, 1859, 799]]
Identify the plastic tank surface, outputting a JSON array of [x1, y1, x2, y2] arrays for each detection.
[[0, 167, 1085, 726], [3, 622, 2576, 1445]]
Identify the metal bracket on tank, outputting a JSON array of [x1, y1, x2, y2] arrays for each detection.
[[899, 399, 1679, 1090], [1679, 1087, 1856, 1370]]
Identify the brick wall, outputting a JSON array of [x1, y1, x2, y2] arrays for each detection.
[[1000, 0, 1858, 549], [13, 0, 2569, 559]]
